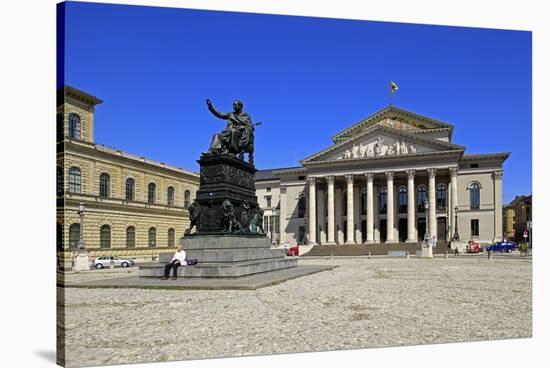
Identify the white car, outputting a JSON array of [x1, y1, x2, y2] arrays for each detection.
[[92, 256, 135, 269]]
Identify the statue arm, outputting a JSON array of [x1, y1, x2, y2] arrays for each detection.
[[206, 99, 229, 119]]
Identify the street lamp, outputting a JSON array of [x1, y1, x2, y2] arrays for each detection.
[[76, 201, 86, 252], [422, 198, 434, 258], [453, 205, 460, 241]]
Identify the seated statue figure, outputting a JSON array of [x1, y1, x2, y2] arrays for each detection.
[[205, 99, 256, 163]]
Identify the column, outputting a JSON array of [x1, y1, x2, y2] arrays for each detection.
[[406, 170, 416, 243], [326, 176, 335, 244], [428, 168, 437, 239], [493, 171, 503, 242], [317, 187, 325, 244], [450, 167, 459, 241], [307, 177, 317, 245], [385, 171, 396, 243], [345, 174, 355, 244], [354, 186, 361, 243], [365, 173, 374, 243], [279, 186, 287, 244]]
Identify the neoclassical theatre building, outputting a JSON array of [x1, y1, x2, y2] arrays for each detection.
[[57, 86, 199, 261], [255, 106, 509, 252]]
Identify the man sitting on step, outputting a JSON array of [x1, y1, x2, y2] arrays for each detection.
[[161, 244, 187, 280]]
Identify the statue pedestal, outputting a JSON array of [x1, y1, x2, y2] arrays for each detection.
[[73, 252, 90, 271]]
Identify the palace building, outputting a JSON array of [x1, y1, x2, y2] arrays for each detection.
[[57, 86, 199, 261], [255, 106, 509, 253]]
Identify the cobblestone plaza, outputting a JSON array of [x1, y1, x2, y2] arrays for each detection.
[[59, 255, 531, 367]]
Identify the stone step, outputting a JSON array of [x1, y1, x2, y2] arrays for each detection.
[[305, 242, 450, 256], [139, 258, 298, 278], [186, 248, 286, 263], [181, 234, 271, 249]]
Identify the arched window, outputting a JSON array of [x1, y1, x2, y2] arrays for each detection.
[[68, 167, 81, 193], [469, 183, 480, 210], [360, 189, 367, 216], [100, 225, 111, 249], [297, 193, 306, 218], [126, 226, 135, 248], [168, 228, 175, 247], [184, 190, 191, 208], [417, 186, 427, 212], [99, 173, 110, 198], [57, 166, 63, 195], [379, 188, 387, 214], [148, 227, 157, 247], [436, 184, 447, 209], [69, 223, 80, 247], [342, 190, 348, 216], [125, 178, 135, 201], [148, 183, 156, 204], [167, 186, 175, 206], [398, 187, 407, 212], [68, 113, 81, 139]]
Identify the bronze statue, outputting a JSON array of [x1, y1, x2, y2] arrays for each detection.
[[249, 206, 265, 234], [205, 99, 260, 164], [221, 199, 235, 232], [184, 202, 201, 234]]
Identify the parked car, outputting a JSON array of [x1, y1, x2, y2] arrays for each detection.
[[487, 241, 518, 253], [92, 256, 135, 269], [466, 241, 480, 253], [286, 245, 299, 257]]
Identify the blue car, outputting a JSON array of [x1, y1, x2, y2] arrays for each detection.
[[487, 241, 518, 253]]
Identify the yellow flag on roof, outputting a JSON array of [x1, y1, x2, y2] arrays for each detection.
[[390, 81, 399, 93]]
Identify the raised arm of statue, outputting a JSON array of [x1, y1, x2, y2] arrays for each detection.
[[206, 99, 230, 120]]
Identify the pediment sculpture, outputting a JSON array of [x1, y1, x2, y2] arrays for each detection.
[[341, 136, 417, 159]]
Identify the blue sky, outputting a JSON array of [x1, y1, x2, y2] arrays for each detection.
[[61, 2, 532, 204]]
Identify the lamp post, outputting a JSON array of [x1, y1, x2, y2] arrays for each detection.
[[73, 201, 90, 270], [424, 198, 429, 240], [76, 201, 86, 252], [453, 205, 460, 241]]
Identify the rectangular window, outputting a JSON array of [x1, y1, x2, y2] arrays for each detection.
[[471, 219, 479, 237], [266, 187, 271, 192], [470, 163, 479, 168], [266, 196, 272, 207], [298, 226, 305, 245]]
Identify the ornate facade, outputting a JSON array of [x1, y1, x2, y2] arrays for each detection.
[[57, 86, 199, 261], [255, 106, 509, 250]]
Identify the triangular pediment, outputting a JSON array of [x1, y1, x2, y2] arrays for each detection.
[[331, 105, 454, 143], [302, 125, 463, 164]]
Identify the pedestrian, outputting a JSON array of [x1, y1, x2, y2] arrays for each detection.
[[454, 246, 459, 256], [161, 244, 187, 280]]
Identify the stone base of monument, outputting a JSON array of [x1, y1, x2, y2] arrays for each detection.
[[138, 234, 297, 278], [73, 253, 90, 271]]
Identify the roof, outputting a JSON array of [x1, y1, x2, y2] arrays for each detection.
[[255, 166, 303, 181], [460, 152, 511, 162], [331, 105, 454, 143], [504, 194, 531, 208], [58, 85, 103, 106]]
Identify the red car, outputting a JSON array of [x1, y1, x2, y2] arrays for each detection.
[[466, 241, 480, 253], [286, 245, 299, 256]]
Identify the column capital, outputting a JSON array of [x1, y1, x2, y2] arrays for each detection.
[[427, 168, 437, 178], [492, 171, 503, 180], [280, 186, 287, 194], [406, 170, 415, 180], [307, 177, 317, 186], [364, 172, 374, 181], [345, 174, 354, 184], [385, 171, 394, 180], [326, 176, 335, 185], [449, 167, 458, 177]]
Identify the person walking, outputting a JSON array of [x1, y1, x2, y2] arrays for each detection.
[[161, 244, 187, 280]]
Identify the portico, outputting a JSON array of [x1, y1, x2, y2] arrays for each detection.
[[255, 105, 509, 251]]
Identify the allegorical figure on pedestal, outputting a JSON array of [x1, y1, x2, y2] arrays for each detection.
[[205, 98, 260, 164]]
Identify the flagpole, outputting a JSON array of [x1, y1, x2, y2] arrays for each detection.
[[389, 80, 392, 106]]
